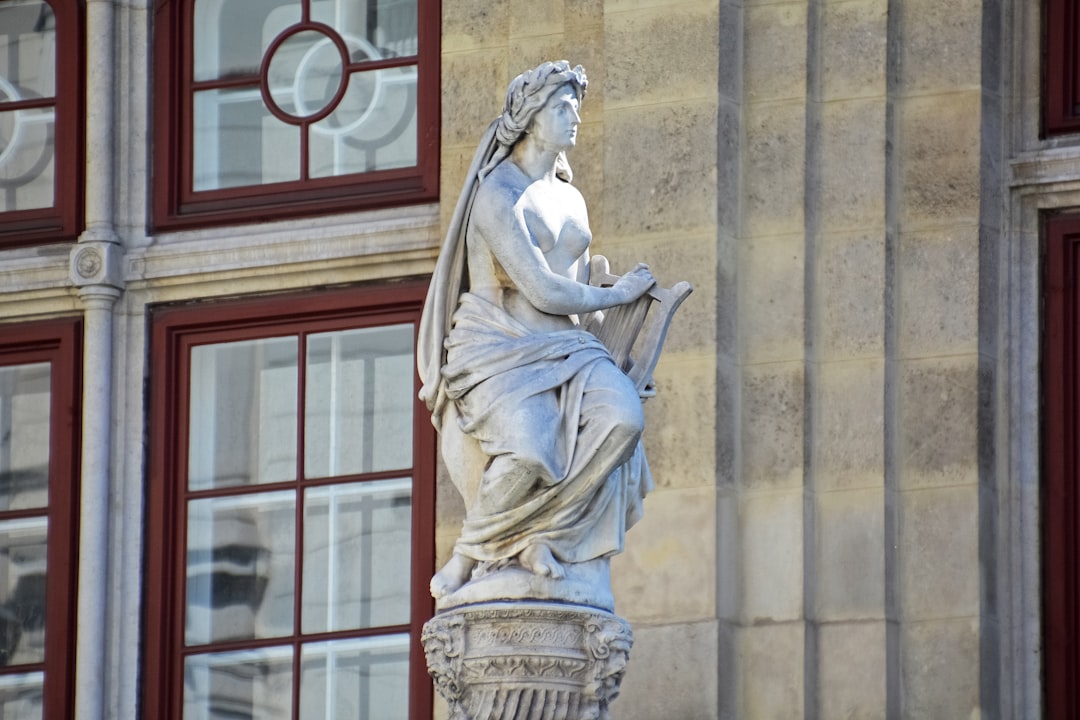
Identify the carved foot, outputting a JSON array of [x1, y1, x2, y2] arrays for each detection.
[[431, 553, 477, 599], [519, 544, 566, 579]]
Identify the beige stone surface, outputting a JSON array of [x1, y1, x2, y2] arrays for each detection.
[[602, 101, 718, 237], [604, 3, 719, 109], [440, 50, 508, 147], [817, 233, 885, 360], [508, 0, 565, 38], [901, 617, 981, 719], [442, 2, 510, 53], [814, 359, 885, 489], [897, 227, 979, 357], [898, 91, 982, 228], [742, 100, 806, 237], [740, 489, 803, 623], [820, 0, 887, 101], [611, 486, 717, 624], [617, 620, 720, 720], [817, 621, 887, 719], [899, 485, 979, 620], [744, 3, 807, 104], [740, 362, 804, 489], [736, 622, 805, 719], [643, 353, 717, 489], [739, 234, 804, 363], [818, 98, 887, 233], [895, 0, 983, 96], [814, 488, 885, 620], [897, 356, 979, 488]]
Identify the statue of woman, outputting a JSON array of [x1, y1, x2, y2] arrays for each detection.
[[418, 61, 656, 601]]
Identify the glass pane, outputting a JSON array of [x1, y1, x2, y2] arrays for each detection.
[[0, 517, 47, 667], [304, 325, 413, 478], [309, 66, 416, 178], [0, 672, 42, 720], [189, 337, 298, 490], [0, 363, 49, 510], [302, 479, 411, 633], [184, 646, 293, 720], [265, 30, 343, 119], [193, 0, 299, 82], [0, 0, 56, 100], [310, 0, 417, 58], [193, 88, 300, 191], [0, 107, 55, 212], [300, 635, 409, 720], [186, 491, 295, 646]]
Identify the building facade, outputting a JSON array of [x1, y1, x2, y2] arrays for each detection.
[[0, 0, 1070, 717]]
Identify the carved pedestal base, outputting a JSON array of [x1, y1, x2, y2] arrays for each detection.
[[422, 602, 633, 720]]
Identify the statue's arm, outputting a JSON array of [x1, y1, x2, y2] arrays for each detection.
[[473, 187, 650, 316]]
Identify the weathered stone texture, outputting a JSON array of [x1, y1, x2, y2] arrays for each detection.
[[814, 360, 885, 488], [818, 98, 887, 232], [820, 0, 887, 101], [817, 621, 888, 720], [742, 100, 806, 237], [817, 233, 886, 359], [897, 228, 980, 356], [744, 3, 807, 103], [740, 489, 803, 623], [815, 488, 885, 620], [736, 622, 805, 719], [898, 356, 979, 488], [740, 362, 804, 489], [617, 621, 720, 720], [740, 234, 805, 363], [901, 618, 981, 719]]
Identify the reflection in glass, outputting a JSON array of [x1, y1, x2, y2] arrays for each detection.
[[0, 517, 47, 667], [0, 671, 42, 720], [300, 635, 409, 720], [184, 646, 293, 720], [193, 0, 298, 82], [193, 89, 300, 191], [0, 107, 55, 212], [188, 337, 298, 490], [302, 480, 411, 633], [310, 0, 417, 58], [186, 492, 295, 646], [0, 0, 56, 99], [0, 363, 49, 510], [304, 325, 413, 478], [310, 66, 416, 178]]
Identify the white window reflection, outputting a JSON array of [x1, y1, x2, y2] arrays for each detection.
[[0, 671, 42, 720], [300, 635, 409, 720], [184, 646, 293, 720], [0, 363, 49, 510]]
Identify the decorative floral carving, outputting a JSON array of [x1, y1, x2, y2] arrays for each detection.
[[422, 614, 466, 706], [74, 247, 103, 279]]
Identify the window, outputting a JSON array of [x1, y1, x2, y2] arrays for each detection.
[[0, 0, 84, 248], [0, 318, 81, 719], [143, 284, 435, 719], [151, 0, 438, 230]]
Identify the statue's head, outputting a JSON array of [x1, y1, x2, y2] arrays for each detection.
[[496, 61, 588, 149]]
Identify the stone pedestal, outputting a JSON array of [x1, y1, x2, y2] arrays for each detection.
[[422, 602, 633, 720]]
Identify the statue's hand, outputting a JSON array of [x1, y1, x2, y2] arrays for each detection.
[[613, 263, 656, 304]]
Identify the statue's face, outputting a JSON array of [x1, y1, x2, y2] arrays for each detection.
[[529, 85, 581, 151]]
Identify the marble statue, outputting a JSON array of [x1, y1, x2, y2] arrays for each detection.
[[418, 61, 662, 607]]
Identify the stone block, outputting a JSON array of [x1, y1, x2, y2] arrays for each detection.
[[611, 487, 717, 623], [898, 92, 981, 228], [567, 120, 605, 223], [814, 488, 885, 620], [741, 489, 803, 623], [736, 622, 805, 719], [899, 485, 979, 620], [820, 0, 887, 101], [604, 4, 719, 109], [442, 2, 510, 53], [901, 617, 980, 719], [718, 2, 742, 102], [717, 488, 739, 620], [717, 100, 740, 236], [743, 100, 806, 237], [602, 101, 718, 236], [744, 3, 807, 103], [716, 358, 737, 486], [508, 0, 564, 38], [741, 362, 804, 490], [817, 621, 887, 719], [617, 621, 720, 720], [740, 234, 804, 363], [896, 0, 983, 96], [439, 144, 477, 234], [817, 231, 885, 360], [897, 227, 979, 357], [440, 51, 508, 147], [643, 353, 717, 489], [814, 359, 885, 489], [605, 0, 708, 11], [818, 98, 887, 233], [897, 356, 978, 488]]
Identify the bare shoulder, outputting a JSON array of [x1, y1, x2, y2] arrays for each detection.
[[473, 163, 527, 224]]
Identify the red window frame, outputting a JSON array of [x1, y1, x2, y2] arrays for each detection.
[[0, 0, 85, 249], [1043, 213, 1080, 718], [150, 0, 440, 231], [0, 318, 81, 719], [143, 282, 435, 719]]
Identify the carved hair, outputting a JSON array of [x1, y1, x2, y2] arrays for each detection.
[[495, 60, 588, 148]]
